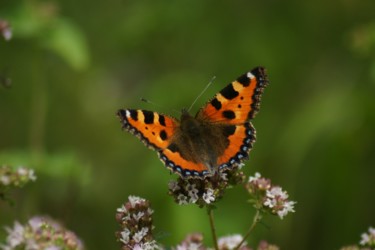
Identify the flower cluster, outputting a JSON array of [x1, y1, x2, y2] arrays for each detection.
[[0, 216, 84, 250], [360, 227, 375, 248], [217, 234, 249, 250], [256, 240, 280, 250], [168, 167, 246, 207], [246, 172, 296, 219], [0, 19, 12, 41], [340, 246, 373, 250], [115, 196, 161, 250], [0, 165, 37, 200], [173, 233, 279, 250], [173, 233, 205, 250], [116, 170, 295, 249], [339, 229, 375, 250]]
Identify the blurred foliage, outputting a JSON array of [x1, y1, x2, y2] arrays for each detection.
[[1, 0, 375, 250], [349, 22, 375, 81], [1, 1, 89, 70], [0, 151, 90, 186]]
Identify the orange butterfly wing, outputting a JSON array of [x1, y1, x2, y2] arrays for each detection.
[[117, 109, 210, 178], [117, 109, 178, 150], [158, 150, 210, 178], [196, 67, 268, 124], [118, 67, 268, 178], [196, 67, 269, 169]]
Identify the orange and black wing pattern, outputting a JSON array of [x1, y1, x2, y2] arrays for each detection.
[[196, 67, 268, 171], [196, 67, 268, 124], [117, 109, 210, 178], [117, 67, 269, 178], [158, 149, 210, 178], [117, 109, 178, 151], [216, 122, 256, 171]]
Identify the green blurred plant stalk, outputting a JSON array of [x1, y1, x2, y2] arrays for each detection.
[[29, 52, 48, 163]]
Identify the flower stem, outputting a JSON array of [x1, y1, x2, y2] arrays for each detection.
[[207, 206, 219, 250], [234, 209, 262, 250]]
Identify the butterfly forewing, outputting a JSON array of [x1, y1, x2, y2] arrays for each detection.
[[117, 109, 211, 178], [196, 67, 268, 124], [117, 109, 178, 150]]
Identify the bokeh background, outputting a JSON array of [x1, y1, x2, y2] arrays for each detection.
[[1, 1, 375, 249]]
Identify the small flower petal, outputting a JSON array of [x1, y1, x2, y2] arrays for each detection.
[[188, 192, 199, 204], [116, 205, 127, 213], [128, 196, 146, 207], [120, 229, 131, 244], [218, 234, 246, 249], [177, 194, 189, 205], [202, 189, 215, 204], [248, 172, 261, 183], [168, 180, 180, 192]]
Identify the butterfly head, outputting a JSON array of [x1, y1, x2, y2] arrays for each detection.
[[180, 108, 192, 120], [179, 109, 201, 135]]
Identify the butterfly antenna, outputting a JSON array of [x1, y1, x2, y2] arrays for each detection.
[[188, 75, 216, 112], [140, 98, 180, 115]]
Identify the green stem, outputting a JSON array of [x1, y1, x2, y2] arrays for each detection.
[[234, 209, 262, 250], [29, 52, 47, 162], [207, 206, 219, 250]]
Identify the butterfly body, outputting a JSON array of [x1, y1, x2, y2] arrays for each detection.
[[167, 110, 238, 175], [118, 67, 268, 179]]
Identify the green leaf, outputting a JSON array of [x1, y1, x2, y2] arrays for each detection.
[[41, 19, 90, 71], [5, 2, 90, 70], [0, 150, 91, 187]]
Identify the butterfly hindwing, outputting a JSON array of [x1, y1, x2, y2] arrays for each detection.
[[117, 109, 178, 151], [158, 149, 210, 178], [157, 121, 257, 177], [196, 67, 268, 124], [217, 122, 256, 170]]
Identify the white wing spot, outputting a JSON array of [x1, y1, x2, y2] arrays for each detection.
[[125, 110, 131, 118], [247, 72, 255, 79]]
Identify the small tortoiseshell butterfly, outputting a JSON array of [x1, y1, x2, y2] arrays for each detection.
[[117, 67, 268, 179]]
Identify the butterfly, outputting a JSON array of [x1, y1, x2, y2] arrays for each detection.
[[117, 67, 268, 179]]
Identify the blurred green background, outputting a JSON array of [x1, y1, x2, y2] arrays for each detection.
[[1, 0, 375, 249]]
